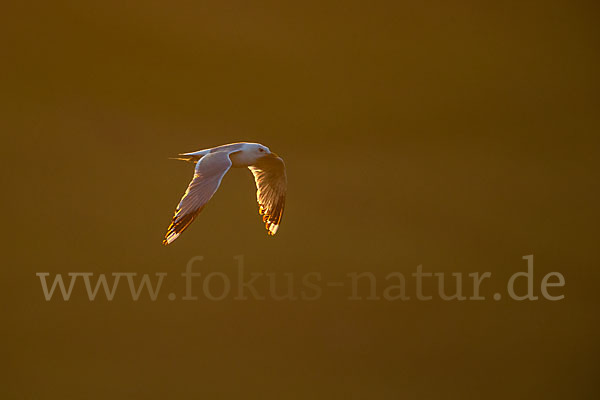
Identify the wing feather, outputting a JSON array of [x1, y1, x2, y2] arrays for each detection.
[[249, 153, 287, 235], [163, 151, 233, 245]]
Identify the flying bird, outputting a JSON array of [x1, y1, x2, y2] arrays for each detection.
[[163, 142, 287, 245]]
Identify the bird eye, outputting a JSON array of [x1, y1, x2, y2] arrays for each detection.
[[259, 148, 264, 152]]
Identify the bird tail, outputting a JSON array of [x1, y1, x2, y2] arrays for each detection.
[[169, 149, 210, 163], [169, 155, 199, 163]]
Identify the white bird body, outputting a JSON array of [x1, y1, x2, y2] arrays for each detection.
[[163, 142, 287, 245]]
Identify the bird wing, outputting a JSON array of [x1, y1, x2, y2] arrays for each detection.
[[163, 151, 234, 245], [249, 153, 287, 235]]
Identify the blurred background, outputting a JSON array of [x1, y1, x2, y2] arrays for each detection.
[[2, 0, 599, 398]]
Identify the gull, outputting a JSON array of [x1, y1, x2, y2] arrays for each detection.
[[163, 142, 287, 245]]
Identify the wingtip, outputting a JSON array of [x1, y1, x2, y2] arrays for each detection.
[[163, 231, 179, 245], [265, 223, 279, 236]]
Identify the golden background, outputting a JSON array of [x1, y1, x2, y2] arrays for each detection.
[[2, 0, 599, 398]]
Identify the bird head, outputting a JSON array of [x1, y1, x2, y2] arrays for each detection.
[[243, 143, 272, 158], [253, 143, 271, 155]]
